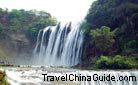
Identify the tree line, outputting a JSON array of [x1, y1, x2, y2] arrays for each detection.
[[0, 8, 57, 42], [82, 0, 138, 69]]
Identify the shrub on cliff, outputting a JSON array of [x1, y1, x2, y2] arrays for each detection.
[[95, 56, 111, 69], [0, 70, 9, 85], [111, 55, 131, 69], [95, 55, 132, 69], [90, 26, 115, 55], [83, 0, 138, 68], [0, 8, 57, 43], [27, 27, 39, 42]]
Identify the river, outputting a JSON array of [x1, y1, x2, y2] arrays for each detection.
[[1, 67, 138, 85]]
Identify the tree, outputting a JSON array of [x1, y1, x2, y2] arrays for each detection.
[[90, 26, 115, 55], [8, 9, 22, 19], [0, 8, 57, 43], [46, 17, 57, 26], [27, 27, 39, 42], [96, 56, 111, 69], [95, 55, 132, 69], [0, 8, 3, 18], [9, 18, 21, 31], [82, 0, 138, 68]]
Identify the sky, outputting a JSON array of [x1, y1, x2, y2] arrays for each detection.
[[0, 0, 94, 22]]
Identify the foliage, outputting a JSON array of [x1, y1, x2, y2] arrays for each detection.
[[90, 26, 115, 55], [1, 70, 8, 85], [127, 56, 138, 69], [95, 55, 132, 69], [0, 8, 57, 42], [46, 17, 57, 26], [27, 28, 39, 42], [2, 76, 7, 84], [111, 55, 131, 69], [0, 23, 3, 33], [96, 56, 111, 69], [9, 18, 21, 31], [82, 0, 138, 68], [81, 22, 90, 35], [86, 0, 138, 30], [33, 18, 57, 29], [85, 0, 138, 54]]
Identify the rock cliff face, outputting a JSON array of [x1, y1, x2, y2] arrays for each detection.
[[0, 8, 57, 65], [0, 8, 57, 63], [0, 32, 35, 65]]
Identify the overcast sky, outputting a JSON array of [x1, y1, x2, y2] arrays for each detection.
[[0, 0, 94, 22]]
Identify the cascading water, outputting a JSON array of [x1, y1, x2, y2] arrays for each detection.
[[33, 22, 83, 66]]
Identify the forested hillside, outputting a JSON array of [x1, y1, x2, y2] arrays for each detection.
[[82, 0, 138, 69], [0, 8, 57, 64]]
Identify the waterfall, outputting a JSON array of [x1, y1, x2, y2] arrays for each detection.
[[33, 22, 83, 66]]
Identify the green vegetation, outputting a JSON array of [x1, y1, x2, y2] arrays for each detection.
[[82, 0, 138, 69], [27, 27, 39, 42], [95, 56, 111, 69], [0, 23, 3, 33], [0, 8, 57, 64], [0, 70, 8, 85], [90, 26, 115, 55], [95, 55, 132, 69], [0, 8, 57, 42]]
